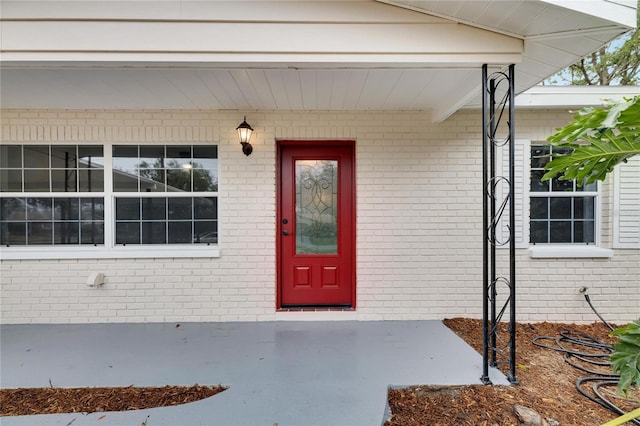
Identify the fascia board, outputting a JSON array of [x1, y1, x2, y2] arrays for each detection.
[[0, 0, 449, 23], [1, 21, 523, 62]]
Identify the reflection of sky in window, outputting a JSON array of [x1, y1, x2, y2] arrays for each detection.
[[78, 156, 105, 168], [112, 145, 218, 175]]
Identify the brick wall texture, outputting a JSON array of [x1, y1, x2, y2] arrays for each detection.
[[1, 109, 638, 324]]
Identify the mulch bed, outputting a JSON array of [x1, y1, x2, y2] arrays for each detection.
[[0, 384, 226, 416], [385, 318, 639, 426]]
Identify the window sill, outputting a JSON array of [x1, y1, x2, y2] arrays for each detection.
[[528, 245, 614, 259], [0, 245, 220, 260]]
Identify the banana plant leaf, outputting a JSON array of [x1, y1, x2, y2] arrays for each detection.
[[543, 96, 640, 186], [610, 319, 640, 396]]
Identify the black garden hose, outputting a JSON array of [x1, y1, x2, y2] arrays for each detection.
[[581, 287, 615, 332], [531, 291, 639, 425]]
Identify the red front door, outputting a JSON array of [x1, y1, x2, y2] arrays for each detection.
[[278, 141, 355, 307]]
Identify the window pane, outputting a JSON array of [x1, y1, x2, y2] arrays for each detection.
[[1, 198, 26, 220], [166, 146, 191, 168], [113, 146, 138, 170], [139, 146, 164, 168], [193, 169, 217, 192], [530, 198, 548, 219], [530, 170, 549, 192], [168, 221, 192, 243], [168, 198, 192, 220], [81, 198, 104, 220], [54, 222, 79, 244], [51, 170, 78, 192], [1, 146, 22, 168], [78, 146, 104, 168], [113, 146, 140, 191], [0, 170, 23, 192], [81, 222, 104, 244], [194, 221, 217, 244], [551, 177, 573, 192], [142, 221, 166, 244], [549, 197, 571, 219], [142, 198, 166, 220], [574, 221, 595, 244], [530, 146, 550, 168], [51, 146, 77, 169], [113, 169, 139, 192], [193, 146, 217, 161], [574, 197, 595, 220], [116, 222, 140, 244], [166, 169, 191, 191], [576, 180, 597, 192], [193, 146, 218, 192], [24, 169, 50, 191], [194, 197, 217, 219], [27, 222, 53, 244], [139, 169, 165, 192], [0, 199, 29, 244], [530, 221, 548, 244], [1, 222, 26, 245], [79, 170, 104, 192], [24, 146, 49, 168], [550, 221, 572, 243], [116, 198, 140, 220], [27, 198, 52, 220], [54, 198, 79, 220]]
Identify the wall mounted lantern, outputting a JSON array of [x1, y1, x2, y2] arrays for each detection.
[[236, 116, 254, 156]]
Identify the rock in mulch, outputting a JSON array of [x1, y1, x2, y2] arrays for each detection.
[[514, 404, 559, 426]]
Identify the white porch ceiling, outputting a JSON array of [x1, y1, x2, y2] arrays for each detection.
[[0, 0, 636, 122]]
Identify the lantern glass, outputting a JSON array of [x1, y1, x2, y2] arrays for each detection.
[[236, 117, 253, 144]]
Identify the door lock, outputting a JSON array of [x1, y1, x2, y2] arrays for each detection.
[[282, 230, 289, 236]]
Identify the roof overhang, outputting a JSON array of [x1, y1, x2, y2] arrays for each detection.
[[0, 0, 636, 122]]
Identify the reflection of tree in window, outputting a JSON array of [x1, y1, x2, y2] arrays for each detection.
[[137, 160, 218, 192]]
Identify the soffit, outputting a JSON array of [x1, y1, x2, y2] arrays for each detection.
[[0, 0, 635, 122]]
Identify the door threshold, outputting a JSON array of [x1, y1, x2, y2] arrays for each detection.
[[278, 306, 354, 312], [275, 309, 357, 321]]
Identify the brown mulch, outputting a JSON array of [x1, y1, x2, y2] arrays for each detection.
[[0, 384, 226, 416], [386, 318, 640, 426]]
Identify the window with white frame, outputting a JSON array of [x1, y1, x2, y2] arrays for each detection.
[[0, 145, 105, 245], [529, 145, 597, 244], [0, 144, 218, 249]]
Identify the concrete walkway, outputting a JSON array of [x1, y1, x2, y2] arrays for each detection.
[[1, 321, 508, 425]]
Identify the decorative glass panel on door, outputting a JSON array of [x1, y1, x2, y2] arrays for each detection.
[[295, 160, 338, 254]]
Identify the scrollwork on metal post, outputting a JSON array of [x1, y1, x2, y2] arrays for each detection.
[[481, 64, 518, 385]]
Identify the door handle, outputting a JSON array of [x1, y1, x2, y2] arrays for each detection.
[[282, 230, 289, 236]]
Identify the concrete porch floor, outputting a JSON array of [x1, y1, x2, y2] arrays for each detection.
[[0, 320, 508, 426]]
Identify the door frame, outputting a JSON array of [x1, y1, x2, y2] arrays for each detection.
[[276, 140, 356, 309]]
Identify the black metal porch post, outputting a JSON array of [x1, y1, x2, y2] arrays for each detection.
[[480, 64, 491, 385], [508, 64, 517, 384], [481, 63, 518, 385]]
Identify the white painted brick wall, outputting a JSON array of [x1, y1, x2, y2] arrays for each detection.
[[1, 109, 638, 324]]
